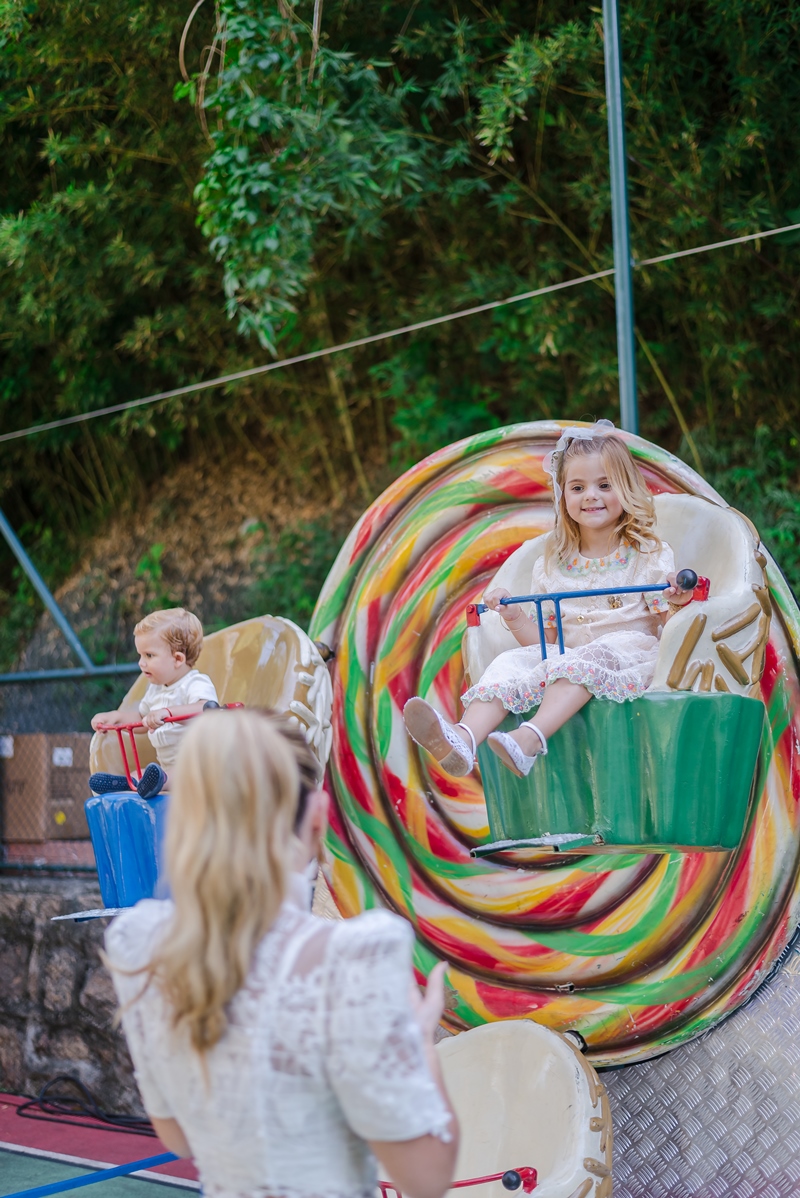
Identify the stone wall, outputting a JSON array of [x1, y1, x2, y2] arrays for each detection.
[[0, 875, 143, 1115]]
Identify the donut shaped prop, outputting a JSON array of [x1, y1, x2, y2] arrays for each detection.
[[310, 422, 800, 1065]]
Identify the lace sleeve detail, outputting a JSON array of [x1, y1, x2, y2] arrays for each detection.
[[643, 541, 675, 613], [324, 912, 453, 1144], [105, 903, 175, 1119], [530, 554, 555, 626]]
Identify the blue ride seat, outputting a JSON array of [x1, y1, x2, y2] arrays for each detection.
[[85, 792, 170, 908]]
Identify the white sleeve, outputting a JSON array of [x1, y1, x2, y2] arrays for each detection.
[[325, 913, 453, 1144], [643, 541, 675, 613], [531, 554, 555, 626], [105, 905, 175, 1119], [183, 672, 219, 705]]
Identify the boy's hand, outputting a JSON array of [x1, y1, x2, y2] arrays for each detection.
[[484, 587, 523, 624], [142, 710, 167, 731], [663, 572, 693, 607], [92, 711, 124, 730]]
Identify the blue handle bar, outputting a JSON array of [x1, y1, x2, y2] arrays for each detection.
[[474, 582, 676, 659]]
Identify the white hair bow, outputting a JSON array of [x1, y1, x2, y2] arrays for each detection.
[[542, 419, 616, 515]]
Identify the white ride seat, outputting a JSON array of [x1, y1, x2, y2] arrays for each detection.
[[436, 1020, 612, 1198], [463, 494, 769, 699]]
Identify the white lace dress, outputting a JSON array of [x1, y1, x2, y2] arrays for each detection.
[[105, 884, 452, 1198], [462, 540, 674, 713]]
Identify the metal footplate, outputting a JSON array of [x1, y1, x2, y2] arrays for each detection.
[[51, 908, 124, 922], [471, 832, 605, 856]]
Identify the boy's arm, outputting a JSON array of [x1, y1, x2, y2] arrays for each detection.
[[91, 705, 142, 731], [140, 701, 208, 730]]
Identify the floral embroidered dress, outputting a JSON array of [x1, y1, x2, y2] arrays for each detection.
[[462, 540, 674, 713]]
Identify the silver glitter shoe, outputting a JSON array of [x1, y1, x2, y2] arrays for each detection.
[[404, 698, 476, 776]]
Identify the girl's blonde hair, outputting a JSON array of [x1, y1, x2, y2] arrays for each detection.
[[140, 711, 300, 1052], [545, 434, 660, 567]]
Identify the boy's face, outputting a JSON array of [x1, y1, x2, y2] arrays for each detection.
[[135, 630, 188, 687]]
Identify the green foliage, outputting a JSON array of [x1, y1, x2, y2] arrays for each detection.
[[246, 516, 349, 631], [196, 3, 437, 351], [2, 0, 800, 656]]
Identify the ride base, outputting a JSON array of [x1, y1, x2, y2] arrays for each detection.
[[475, 691, 765, 855]]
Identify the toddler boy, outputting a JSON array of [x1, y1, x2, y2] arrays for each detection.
[[90, 608, 218, 799]]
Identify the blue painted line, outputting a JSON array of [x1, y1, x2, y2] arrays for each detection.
[[2, 1152, 178, 1198]]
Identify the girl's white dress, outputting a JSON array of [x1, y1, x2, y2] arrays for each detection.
[[462, 540, 674, 714]]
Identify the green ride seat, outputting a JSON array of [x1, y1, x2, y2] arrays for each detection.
[[474, 691, 765, 855]]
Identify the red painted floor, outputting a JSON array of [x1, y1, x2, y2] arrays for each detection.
[[0, 1094, 198, 1185]]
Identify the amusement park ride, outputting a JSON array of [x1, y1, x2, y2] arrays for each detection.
[[3, 3, 798, 1196]]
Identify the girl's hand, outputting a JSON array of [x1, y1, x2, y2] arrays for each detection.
[[484, 587, 523, 625], [142, 710, 167, 731], [663, 572, 693, 607], [409, 961, 447, 1042]]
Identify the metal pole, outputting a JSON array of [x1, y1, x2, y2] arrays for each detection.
[[602, 0, 639, 434], [0, 508, 94, 670]]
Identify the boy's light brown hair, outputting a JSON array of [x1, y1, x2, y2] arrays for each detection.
[[134, 608, 203, 667]]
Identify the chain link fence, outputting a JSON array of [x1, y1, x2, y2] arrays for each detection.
[[0, 676, 132, 871]]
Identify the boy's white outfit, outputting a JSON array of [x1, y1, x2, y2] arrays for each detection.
[[139, 669, 218, 770]]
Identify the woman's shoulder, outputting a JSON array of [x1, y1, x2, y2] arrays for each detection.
[[329, 908, 414, 964], [105, 899, 173, 970]]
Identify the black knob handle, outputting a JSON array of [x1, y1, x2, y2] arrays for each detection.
[[675, 568, 698, 592], [203, 700, 221, 711], [501, 1172, 522, 1191]]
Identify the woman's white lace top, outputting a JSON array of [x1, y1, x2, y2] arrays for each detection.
[[105, 889, 451, 1198]]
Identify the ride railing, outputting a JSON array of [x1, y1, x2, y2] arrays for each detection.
[[466, 569, 707, 659], [94, 703, 243, 790], [379, 1167, 539, 1198]]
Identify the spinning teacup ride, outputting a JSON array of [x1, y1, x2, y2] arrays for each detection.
[[310, 420, 800, 1069]]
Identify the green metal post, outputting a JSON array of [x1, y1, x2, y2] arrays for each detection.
[[602, 0, 638, 434]]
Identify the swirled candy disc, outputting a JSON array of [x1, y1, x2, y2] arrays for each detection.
[[310, 422, 800, 1064]]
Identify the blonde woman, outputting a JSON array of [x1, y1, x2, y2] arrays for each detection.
[[404, 422, 694, 778], [105, 711, 457, 1198]]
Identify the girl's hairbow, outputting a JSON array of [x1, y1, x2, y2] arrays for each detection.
[[543, 419, 616, 515]]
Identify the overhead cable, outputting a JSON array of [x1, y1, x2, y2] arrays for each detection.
[[1, 220, 798, 447]]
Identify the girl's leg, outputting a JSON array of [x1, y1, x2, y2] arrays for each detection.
[[512, 679, 591, 755], [458, 696, 508, 747]]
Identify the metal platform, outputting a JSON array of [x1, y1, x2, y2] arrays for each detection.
[[605, 933, 800, 1195]]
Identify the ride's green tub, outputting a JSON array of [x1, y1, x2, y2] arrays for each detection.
[[475, 691, 766, 854]]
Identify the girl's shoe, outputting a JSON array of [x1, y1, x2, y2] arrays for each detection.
[[137, 763, 168, 800], [403, 698, 476, 777], [487, 723, 548, 779], [89, 772, 132, 795]]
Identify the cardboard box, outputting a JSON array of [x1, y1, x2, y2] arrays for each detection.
[[1, 733, 93, 841]]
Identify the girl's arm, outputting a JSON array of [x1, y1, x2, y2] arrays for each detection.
[[483, 588, 556, 647]]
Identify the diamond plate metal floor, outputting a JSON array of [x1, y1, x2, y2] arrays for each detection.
[[604, 937, 800, 1196]]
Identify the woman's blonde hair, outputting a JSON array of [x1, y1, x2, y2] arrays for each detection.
[[140, 710, 300, 1052], [545, 434, 660, 566]]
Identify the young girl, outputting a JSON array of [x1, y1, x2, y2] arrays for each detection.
[[404, 422, 693, 778]]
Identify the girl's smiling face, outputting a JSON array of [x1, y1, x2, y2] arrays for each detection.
[[563, 452, 624, 540]]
